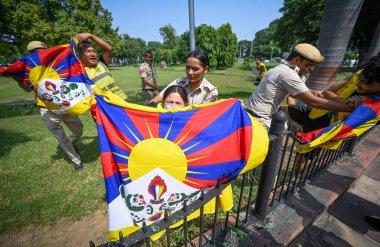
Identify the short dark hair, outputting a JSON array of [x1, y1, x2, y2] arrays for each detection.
[[163, 85, 188, 105], [144, 51, 153, 57], [78, 41, 94, 54], [256, 57, 263, 61], [362, 53, 380, 84], [188, 49, 210, 67]]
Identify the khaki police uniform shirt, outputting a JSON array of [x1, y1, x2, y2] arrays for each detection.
[[159, 77, 218, 105], [246, 61, 309, 130], [139, 62, 157, 90]]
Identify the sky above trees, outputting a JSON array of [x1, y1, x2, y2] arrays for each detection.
[[99, 0, 283, 43]]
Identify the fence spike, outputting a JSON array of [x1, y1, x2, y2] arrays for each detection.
[[119, 231, 124, 242], [200, 190, 205, 201], [183, 199, 188, 212], [164, 208, 169, 222], [142, 221, 147, 233], [142, 221, 151, 247]]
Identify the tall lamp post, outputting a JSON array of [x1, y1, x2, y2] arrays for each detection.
[[250, 29, 257, 57], [188, 0, 196, 52]]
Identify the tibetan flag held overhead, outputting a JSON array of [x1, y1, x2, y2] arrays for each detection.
[[297, 97, 380, 153], [91, 96, 269, 241], [0, 39, 96, 115]]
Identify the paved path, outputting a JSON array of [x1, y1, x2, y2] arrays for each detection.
[[237, 126, 380, 247], [290, 154, 380, 247]]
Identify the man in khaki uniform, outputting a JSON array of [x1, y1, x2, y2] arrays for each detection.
[[139, 51, 161, 105], [18, 41, 84, 170], [245, 43, 354, 130]]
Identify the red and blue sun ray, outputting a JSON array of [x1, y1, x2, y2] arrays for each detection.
[[94, 95, 258, 203], [96, 96, 146, 144], [178, 101, 251, 155], [158, 111, 199, 140], [97, 120, 125, 203]]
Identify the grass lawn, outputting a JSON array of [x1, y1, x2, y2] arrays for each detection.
[[107, 61, 267, 102], [0, 61, 351, 235]]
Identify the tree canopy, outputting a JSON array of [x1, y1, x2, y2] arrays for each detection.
[[217, 23, 238, 69], [251, 0, 379, 62], [153, 23, 238, 69], [0, 0, 240, 68], [5, 0, 374, 68], [251, 20, 280, 59], [276, 0, 324, 51], [0, 0, 123, 63], [120, 34, 146, 65], [159, 24, 179, 50]]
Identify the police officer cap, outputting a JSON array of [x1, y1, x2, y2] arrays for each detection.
[[27, 41, 47, 53], [294, 43, 324, 64]]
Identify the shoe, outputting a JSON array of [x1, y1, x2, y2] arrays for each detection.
[[364, 216, 380, 230], [74, 163, 83, 171]]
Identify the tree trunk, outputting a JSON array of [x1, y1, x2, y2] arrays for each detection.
[[362, 18, 380, 64], [358, 44, 369, 69], [306, 0, 364, 91], [270, 47, 274, 60]]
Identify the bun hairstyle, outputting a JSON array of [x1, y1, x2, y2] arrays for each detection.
[[188, 49, 210, 68]]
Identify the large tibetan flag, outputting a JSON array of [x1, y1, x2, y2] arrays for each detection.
[[92, 95, 269, 241], [297, 97, 380, 153], [0, 39, 96, 115]]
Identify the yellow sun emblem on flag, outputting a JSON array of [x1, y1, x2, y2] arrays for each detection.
[[28, 66, 60, 86], [112, 117, 207, 185], [128, 138, 188, 182]]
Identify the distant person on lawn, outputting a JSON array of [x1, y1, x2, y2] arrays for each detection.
[[139, 50, 161, 105], [254, 57, 267, 85]]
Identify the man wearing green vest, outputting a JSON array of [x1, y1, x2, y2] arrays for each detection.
[[75, 33, 127, 100]]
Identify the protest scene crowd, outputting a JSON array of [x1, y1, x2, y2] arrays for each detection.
[[0, 0, 379, 246]]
